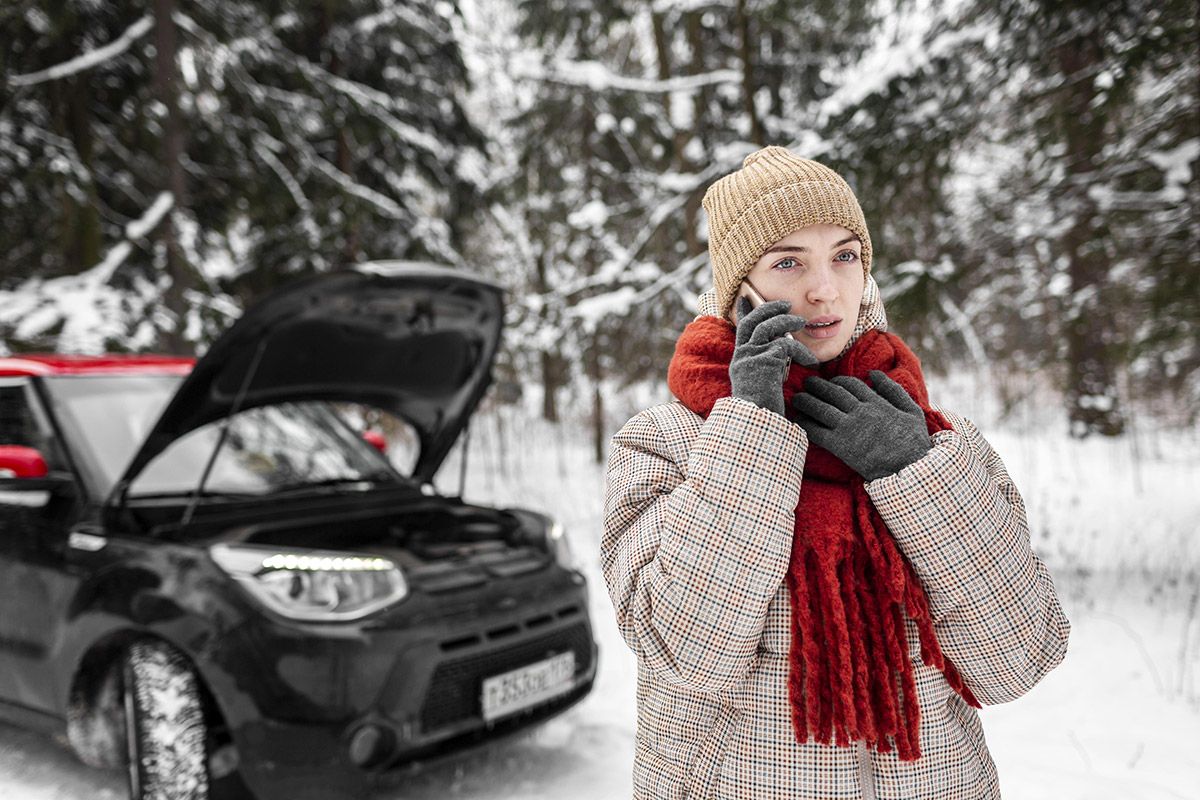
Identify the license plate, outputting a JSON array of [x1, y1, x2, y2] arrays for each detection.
[[480, 651, 576, 722]]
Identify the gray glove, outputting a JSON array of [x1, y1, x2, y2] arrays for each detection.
[[791, 370, 931, 480], [730, 297, 819, 416]]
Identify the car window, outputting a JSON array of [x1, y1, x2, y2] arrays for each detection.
[[41, 375, 181, 496], [41, 375, 423, 499]]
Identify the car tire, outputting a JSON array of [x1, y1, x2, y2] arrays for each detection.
[[123, 640, 211, 800]]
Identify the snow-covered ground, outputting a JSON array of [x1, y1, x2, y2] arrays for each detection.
[[1, 379, 1197, 799]]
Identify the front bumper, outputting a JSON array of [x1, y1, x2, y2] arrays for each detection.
[[203, 575, 597, 800]]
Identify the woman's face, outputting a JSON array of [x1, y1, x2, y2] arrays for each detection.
[[741, 223, 866, 363]]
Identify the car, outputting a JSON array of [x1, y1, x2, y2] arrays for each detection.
[[0, 264, 598, 800]]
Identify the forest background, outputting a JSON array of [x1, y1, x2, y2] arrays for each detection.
[[1, 0, 1197, 463]]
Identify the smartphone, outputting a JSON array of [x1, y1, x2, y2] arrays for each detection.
[[734, 278, 796, 339]]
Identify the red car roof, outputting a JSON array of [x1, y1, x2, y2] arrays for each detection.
[[0, 354, 196, 378]]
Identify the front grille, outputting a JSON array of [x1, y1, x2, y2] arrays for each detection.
[[419, 622, 592, 734]]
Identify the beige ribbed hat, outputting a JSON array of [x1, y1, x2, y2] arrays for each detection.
[[702, 146, 873, 317]]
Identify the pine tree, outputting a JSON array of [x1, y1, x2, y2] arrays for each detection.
[[950, 0, 1199, 433], [1, 0, 487, 353], [822, 0, 1198, 431]]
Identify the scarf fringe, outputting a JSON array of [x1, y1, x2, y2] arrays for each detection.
[[787, 480, 982, 761]]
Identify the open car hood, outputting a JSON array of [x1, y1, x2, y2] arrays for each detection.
[[112, 263, 503, 498]]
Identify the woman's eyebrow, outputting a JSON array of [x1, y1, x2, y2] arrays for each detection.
[[763, 236, 861, 255]]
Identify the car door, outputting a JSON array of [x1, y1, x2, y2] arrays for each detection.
[[0, 378, 84, 708]]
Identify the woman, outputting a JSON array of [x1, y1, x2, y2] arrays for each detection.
[[601, 146, 1071, 799]]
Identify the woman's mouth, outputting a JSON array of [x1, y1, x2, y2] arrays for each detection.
[[802, 319, 841, 340]]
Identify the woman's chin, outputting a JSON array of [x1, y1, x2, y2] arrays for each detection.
[[806, 337, 850, 363]]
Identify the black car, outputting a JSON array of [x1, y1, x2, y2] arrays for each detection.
[[0, 265, 597, 799]]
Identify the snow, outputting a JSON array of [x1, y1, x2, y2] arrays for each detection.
[[570, 287, 638, 329], [656, 170, 706, 193], [1, 374, 1197, 798], [8, 15, 155, 88], [566, 199, 609, 230], [1147, 139, 1200, 193], [668, 90, 693, 130], [125, 193, 174, 241]]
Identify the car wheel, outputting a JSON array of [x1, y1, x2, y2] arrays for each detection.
[[122, 640, 210, 800]]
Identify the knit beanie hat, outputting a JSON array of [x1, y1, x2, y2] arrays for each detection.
[[702, 146, 874, 318]]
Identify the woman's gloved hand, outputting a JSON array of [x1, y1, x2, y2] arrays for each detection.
[[730, 297, 819, 416], [791, 370, 932, 480]]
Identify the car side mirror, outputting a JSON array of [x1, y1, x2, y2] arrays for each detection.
[[0, 446, 74, 504], [0, 445, 49, 479], [362, 430, 388, 454]]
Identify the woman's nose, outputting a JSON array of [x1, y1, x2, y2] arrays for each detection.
[[806, 266, 839, 305]]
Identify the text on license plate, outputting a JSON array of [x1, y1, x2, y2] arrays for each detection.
[[480, 651, 576, 722]]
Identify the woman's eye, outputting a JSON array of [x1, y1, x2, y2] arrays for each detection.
[[835, 250, 859, 263], [773, 257, 798, 270]]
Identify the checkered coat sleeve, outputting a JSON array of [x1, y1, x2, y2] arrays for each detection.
[[866, 405, 1071, 705], [602, 395, 807, 694]]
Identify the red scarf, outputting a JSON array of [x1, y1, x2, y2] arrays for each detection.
[[667, 316, 980, 761]]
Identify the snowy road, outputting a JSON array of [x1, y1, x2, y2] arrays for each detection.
[[1, 568, 1197, 799]]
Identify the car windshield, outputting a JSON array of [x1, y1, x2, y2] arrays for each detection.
[[42, 375, 403, 499]]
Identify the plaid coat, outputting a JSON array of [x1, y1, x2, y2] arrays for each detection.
[[601, 298, 1071, 798]]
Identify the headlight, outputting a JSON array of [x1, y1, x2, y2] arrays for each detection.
[[209, 544, 409, 622], [547, 520, 577, 569]]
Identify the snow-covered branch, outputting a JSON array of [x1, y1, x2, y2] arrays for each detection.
[[9, 15, 155, 87], [253, 137, 320, 246], [817, 17, 992, 122], [253, 137, 311, 215], [522, 58, 740, 94], [309, 157, 407, 220], [126, 192, 174, 240], [92, 192, 175, 286], [293, 60, 444, 156], [347, 1, 448, 43]]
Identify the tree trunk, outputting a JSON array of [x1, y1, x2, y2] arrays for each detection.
[[153, 0, 191, 354], [1055, 30, 1124, 437], [577, 74, 606, 462], [650, 12, 678, 169], [652, 10, 706, 259], [53, 75, 102, 275], [590, 351, 605, 465], [766, 28, 785, 125], [735, 0, 764, 147], [535, 252, 562, 423], [540, 349, 561, 423], [683, 13, 707, 258]]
